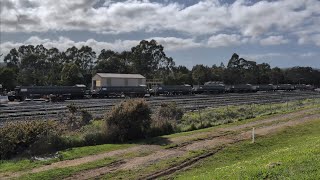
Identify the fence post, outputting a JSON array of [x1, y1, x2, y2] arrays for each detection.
[[251, 103, 254, 118], [252, 127, 255, 143], [269, 100, 272, 114], [198, 100, 202, 127]]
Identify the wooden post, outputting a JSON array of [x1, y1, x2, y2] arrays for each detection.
[[198, 101, 202, 127], [252, 127, 255, 143]]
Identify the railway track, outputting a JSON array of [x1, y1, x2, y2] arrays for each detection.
[[0, 91, 319, 122]]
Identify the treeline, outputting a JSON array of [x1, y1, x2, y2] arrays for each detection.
[[1, 40, 320, 90]]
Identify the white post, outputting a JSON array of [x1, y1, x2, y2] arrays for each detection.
[[252, 127, 255, 143]]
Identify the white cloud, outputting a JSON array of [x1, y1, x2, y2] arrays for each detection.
[[147, 37, 201, 50], [299, 52, 320, 58], [297, 33, 320, 46], [260, 36, 289, 46], [207, 34, 244, 47], [0, 36, 204, 59], [1, 0, 319, 45], [242, 53, 288, 61]]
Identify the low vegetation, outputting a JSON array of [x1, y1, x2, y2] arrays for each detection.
[[0, 98, 319, 179], [104, 99, 152, 142], [173, 119, 320, 180], [0, 120, 59, 159], [178, 99, 315, 131], [0, 98, 318, 161]]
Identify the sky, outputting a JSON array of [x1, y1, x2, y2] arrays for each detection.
[[0, 0, 320, 68]]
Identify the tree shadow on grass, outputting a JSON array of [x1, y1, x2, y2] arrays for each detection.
[[134, 136, 172, 146]]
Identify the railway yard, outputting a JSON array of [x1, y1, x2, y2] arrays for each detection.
[[1, 91, 320, 122]]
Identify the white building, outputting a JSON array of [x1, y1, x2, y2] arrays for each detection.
[[92, 73, 146, 90]]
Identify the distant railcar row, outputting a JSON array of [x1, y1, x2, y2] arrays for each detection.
[[6, 83, 316, 102]]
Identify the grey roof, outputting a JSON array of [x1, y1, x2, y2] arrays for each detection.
[[96, 73, 145, 79]]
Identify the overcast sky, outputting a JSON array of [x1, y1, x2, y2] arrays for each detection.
[[1, 0, 320, 68]]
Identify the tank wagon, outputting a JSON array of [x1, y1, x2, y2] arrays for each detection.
[[276, 84, 295, 91], [8, 85, 86, 101], [150, 85, 192, 96], [257, 84, 276, 91], [193, 82, 226, 94], [294, 84, 315, 91], [229, 84, 257, 93], [91, 86, 147, 98]]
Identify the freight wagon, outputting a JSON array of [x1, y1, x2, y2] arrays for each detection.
[[229, 84, 257, 93], [91, 86, 147, 98], [8, 85, 86, 101], [193, 83, 226, 94], [257, 84, 276, 91], [150, 85, 192, 96], [276, 84, 295, 91]]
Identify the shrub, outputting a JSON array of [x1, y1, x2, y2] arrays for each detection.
[[149, 120, 175, 137], [158, 102, 184, 121], [0, 120, 59, 159], [104, 99, 152, 142], [66, 103, 93, 130]]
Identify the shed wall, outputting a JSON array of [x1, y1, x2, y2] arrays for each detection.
[[92, 74, 146, 90]]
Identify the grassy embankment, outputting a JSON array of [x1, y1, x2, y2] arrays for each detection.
[[100, 110, 320, 179], [173, 119, 320, 179], [0, 98, 319, 179]]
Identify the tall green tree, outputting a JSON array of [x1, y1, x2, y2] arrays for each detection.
[[60, 63, 83, 85], [63, 46, 96, 86], [0, 67, 17, 90], [192, 64, 212, 84], [270, 67, 285, 84], [130, 40, 175, 79]]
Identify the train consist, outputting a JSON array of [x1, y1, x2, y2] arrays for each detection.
[[8, 85, 87, 102], [6, 83, 316, 102], [91, 86, 147, 98]]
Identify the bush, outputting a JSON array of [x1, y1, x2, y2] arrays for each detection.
[[66, 104, 93, 130], [158, 102, 184, 121], [149, 120, 175, 137], [0, 120, 59, 159], [104, 99, 152, 142]]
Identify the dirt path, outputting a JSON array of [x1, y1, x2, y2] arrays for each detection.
[[168, 108, 317, 145], [1, 108, 319, 180], [65, 109, 320, 180], [142, 113, 320, 180]]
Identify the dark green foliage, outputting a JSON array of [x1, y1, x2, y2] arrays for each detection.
[[104, 99, 152, 142], [2, 43, 320, 89], [158, 102, 184, 121], [148, 102, 183, 136], [149, 121, 175, 137], [66, 104, 93, 130], [0, 120, 59, 159], [81, 110, 93, 125], [0, 67, 17, 90]]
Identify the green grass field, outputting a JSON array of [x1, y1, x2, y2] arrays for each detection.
[[0, 143, 132, 174], [173, 119, 320, 180], [1, 99, 319, 180]]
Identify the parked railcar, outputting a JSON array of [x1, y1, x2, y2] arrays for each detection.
[[193, 82, 226, 94], [8, 85, 86, 101], [229, 84, 257, 93], [276, 84, 295, 91], [305, 85, 316, 91], [295, 84, 315, 91], [257, 84, 276, 91], [91, 86, 147, 98], [150, 85, 192, 96]]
